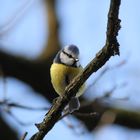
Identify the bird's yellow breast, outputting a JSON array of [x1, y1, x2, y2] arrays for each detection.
[[50, 63, 85, 97]]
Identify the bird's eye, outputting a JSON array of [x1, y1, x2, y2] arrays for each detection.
[[68, 54, 72, 58]]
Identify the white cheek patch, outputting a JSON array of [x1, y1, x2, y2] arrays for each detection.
[[60, 52, 74, 65], [76, 61, 80, 67]]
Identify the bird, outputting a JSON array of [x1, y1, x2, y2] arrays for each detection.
[[50, 44, 85, 113]]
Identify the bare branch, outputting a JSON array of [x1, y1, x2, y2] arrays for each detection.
[[0, 100, 50, 111], [86, 59, 126, 92], [30, 0, 121, 139], [59, 111, 97, 120], [0, 50, 58, 102], [6, 110, 32, 126], [20, 132, 28, 140]]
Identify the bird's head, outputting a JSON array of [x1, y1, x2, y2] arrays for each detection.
[[59, 45, 80, 67]]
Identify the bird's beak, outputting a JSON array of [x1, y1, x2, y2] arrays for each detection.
[[75, 58, 79, 62]]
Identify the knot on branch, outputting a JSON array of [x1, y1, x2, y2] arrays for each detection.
[[114, 19, 121, 36], [35, 123, 42, 131], [111, 42, 120, 56]]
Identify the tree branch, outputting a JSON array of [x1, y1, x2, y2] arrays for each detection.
[[38, 0, 61, 60], [0, 50, 58, 101], [77, 98, 140, 130], [0, 0, 139, 133], [30, 0, 121, 139]]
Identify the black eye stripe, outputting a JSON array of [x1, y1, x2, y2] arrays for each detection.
[[62, 51, 73, 58]]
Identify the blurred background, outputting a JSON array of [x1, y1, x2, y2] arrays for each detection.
[[0, 0, 140, 140]]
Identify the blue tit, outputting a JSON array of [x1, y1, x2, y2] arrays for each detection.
[[50, 44, 85, 113]]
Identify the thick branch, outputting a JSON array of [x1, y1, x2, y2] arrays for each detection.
[[77, 98, 140, 130], [1, 51, 140, 131], [0, 0, 60, 102], [0, 51, 58, 101], [30, 0, 121, 139]]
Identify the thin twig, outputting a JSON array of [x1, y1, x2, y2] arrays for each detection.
[[20, 132, 28, 140], [0, 99, 50, 126], [59, 111, 98, 120], [6, 110, 31, 126], [0, 100, 50, 111], [74, 112, 98, 117], [85, 60, 126, 92], [59, 111, 70, 120], [101, 82, 128, 99]]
